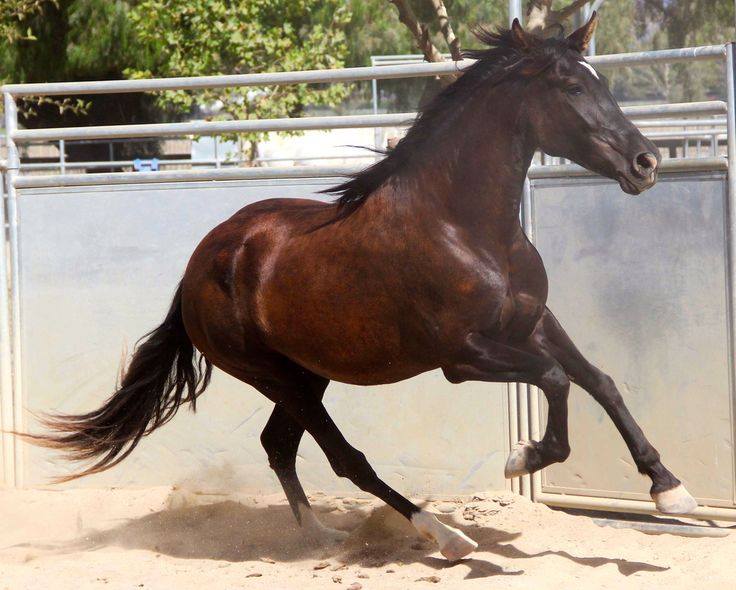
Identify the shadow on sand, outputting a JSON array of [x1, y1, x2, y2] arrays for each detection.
[[13, 497, 669, 580]]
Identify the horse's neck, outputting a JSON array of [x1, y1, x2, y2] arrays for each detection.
[[405, 86, 534, 237]]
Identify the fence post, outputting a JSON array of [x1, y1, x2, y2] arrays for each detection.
[[725, 43, 736, 500], [59, 139, 66, 175], [0, 166, 13, 487], [2, 92, 22, 487], [508, 0, 523, 25]]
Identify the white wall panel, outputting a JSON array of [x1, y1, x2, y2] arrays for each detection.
[[15, 178, 509, 495]]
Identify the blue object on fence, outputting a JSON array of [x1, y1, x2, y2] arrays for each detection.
[[133, 158, 159, 172]]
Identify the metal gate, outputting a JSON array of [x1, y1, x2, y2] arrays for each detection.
[[1, 44, 735, 520]]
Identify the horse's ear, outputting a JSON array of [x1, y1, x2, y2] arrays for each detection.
[[567, 11, 599, 53], [510, 18, 534, 51]]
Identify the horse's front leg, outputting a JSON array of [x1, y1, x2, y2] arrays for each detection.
[[443, 332, 572, 477], [535, 308, 697, 515]]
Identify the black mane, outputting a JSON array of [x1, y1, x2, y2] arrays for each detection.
[[321, 27, 572, 222]]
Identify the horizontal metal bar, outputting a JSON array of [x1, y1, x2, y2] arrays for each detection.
[[19, 153, 376, 171], [1, 61, 472, 97], [589, 44, 726, 67], [1, 46, 725, 97], [12, 102, 728, 143], [625, 101, 727, 119], [529, 156, 727, 179], [15, 155, 728, 190], [646, 129, 726, 139], [636, 117, 727, 128], [536, 491, 736, 521], [13, 165, 360, 189], [13, 112, 416, 142]]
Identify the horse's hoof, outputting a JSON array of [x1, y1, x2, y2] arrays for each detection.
[[652, 484, 697, 515], [439, 527, 478, 561], [411, 510, 477, 561], [504, 440, 535, 478]]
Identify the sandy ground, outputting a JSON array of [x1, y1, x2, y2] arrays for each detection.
[[0, 485, 734, 590]]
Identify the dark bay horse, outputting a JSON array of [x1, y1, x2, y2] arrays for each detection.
[[28, 14, 697, 561]]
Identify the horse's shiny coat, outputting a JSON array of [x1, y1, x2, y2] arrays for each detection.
[[29, 14, 696, 560]]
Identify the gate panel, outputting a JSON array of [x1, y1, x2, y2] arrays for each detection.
[[16, 177, 509, 494], [531, 172, 735, 509]]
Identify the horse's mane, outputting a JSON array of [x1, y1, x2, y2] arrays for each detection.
[[320, 27, 572, 223]]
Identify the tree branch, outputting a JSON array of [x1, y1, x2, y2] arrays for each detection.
[[389, 0, 444, 63], [525, 0, 591, 37], [557, 0, 593, 20], [428, 0, 461, 61]]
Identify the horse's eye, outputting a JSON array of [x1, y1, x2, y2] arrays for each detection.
[[567, 85, 584, 96]]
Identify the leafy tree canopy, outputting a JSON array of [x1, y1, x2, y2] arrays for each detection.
[[125, 0, 352, 155]]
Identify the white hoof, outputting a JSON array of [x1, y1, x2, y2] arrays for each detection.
[[652, 484, 698, 515], [411, 510, 477, 561], [505, 440, 535, 478], [299, 505, 349, 543]]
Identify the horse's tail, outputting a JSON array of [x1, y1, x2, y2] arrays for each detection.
[[20, 282, 212, 482]]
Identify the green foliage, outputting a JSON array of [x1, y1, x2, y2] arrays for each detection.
[[0, 1, 147, 84], [554, 0, 735, 102], [126, 0, 352, 154], [0, 0, 52, 43]]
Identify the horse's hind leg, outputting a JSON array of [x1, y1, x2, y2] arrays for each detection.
[[260, 400, 347, 542], [265, 375, 477, 561], [536, 308, 697, 515]]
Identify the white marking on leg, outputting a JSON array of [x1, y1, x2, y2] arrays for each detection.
[[411, 510, 477, 561], [578, 60, 600, 80], [298, 504, 349, 542]]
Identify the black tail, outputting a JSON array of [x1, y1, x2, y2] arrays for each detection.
[[20, 283, 212, 482]]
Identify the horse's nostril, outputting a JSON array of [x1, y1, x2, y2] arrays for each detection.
[[633, 152, 658, 178]]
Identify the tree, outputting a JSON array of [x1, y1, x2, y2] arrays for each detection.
[[383, 0, 734, 104], [639, 0, 735, 102], [0, 0, 165, 164], [125, 0, 352, 161], [1, 0, 352, 163], [386, 0, 592, 71]]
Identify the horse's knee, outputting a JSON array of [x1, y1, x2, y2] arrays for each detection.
[[591, 372, 625, 409], [538, 364, 570, 396]]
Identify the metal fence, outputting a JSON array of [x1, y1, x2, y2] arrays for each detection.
[[1, 44, 735, 520]]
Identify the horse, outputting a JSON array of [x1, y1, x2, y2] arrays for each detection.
[[25, 13, 697, 561]]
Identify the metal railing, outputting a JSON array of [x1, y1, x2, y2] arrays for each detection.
[[2, 46, 729, 178]]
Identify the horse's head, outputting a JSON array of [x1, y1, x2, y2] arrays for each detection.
[[508, 13, 660, 195]]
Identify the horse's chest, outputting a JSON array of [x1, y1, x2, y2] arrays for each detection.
[[452, 240, 548, 340], [499, 243, 549, 338]]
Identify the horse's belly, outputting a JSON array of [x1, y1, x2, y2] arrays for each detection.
[[261, 300, 440, 385]]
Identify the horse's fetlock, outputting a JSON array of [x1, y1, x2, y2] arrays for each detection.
[[551, 442, 571, 462], [442, 367, 466, 384]]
